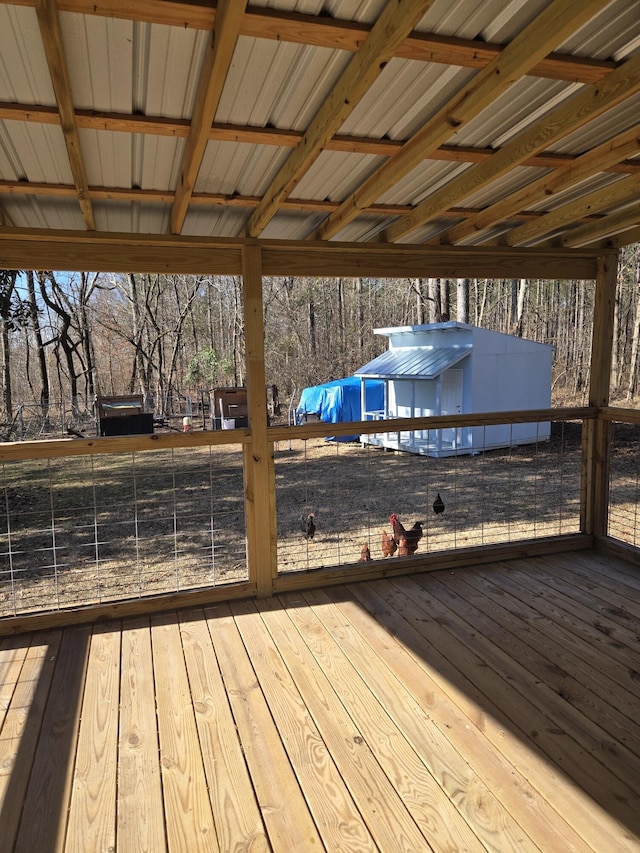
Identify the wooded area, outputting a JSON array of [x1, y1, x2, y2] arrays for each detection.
[[1, 242, 638, 434]]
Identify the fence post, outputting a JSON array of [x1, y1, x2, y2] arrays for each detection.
[[242, 243, 276, 596], [583, 251, 618, 538]]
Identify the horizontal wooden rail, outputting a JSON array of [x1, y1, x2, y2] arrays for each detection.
[[269, 406, 597, 443], [0, 427, 250, 462], [600, 406, 640, 425]]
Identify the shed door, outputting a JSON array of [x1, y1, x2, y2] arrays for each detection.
[[441, 369, 463, 445]]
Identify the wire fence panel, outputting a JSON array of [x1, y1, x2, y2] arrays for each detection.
[[608, 422, 640, 547], [274, 420, 583, 573], [0, 445, 247, 616]]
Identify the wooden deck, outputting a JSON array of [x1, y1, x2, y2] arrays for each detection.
[[1, 551, 640, 852]]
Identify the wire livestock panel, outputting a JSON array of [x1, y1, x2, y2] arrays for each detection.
[[274, 420, 583, 573], [608, 421, 640, 547], [0, 445, 248, 617]]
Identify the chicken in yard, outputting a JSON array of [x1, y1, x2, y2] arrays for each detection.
[[433, 493, 445, 515], [390, 514, 423, 554], [381, 530, 397, 558], [359, 543, 372, 562], [397, 536, 410, 557], [303, 512, 316, 539]]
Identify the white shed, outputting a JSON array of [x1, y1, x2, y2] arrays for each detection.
[[355, 322, 553, 457]]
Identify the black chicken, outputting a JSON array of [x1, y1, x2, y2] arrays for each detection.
[[303, 512, 316, 539], [433, 493, 445, 515]]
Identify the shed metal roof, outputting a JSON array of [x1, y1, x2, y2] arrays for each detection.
[[0, 0, 639, 251], [356, 345, 472, 380]]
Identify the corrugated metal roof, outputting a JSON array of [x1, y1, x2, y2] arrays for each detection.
[[0, 0, 639, 247], [356, 345, 472, 379]]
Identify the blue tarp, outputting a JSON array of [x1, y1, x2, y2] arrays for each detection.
[[297, 376, 385, 440]]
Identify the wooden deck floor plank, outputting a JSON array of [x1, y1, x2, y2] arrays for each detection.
[[384, 576, 638, 851], [118, 616, 166, 853], [526, 556, 640, 645], [229, 597, 381, 852], [447, 567, 640, 754], [0, 630, 62, 851], [204, 601, 322, 852], [178, 607, 269, 853], [414, 571, 640, 835], [486, 562, 640, 704], [151, 613, 218, 853], [66, 623, 122, 852], [549, 554, 640, 627], [0, 635, 32, 730], [329, 579, 600, 853], [13, 624, 92, 853], [571, 552, 640, 593], [350, 581, 608, 853], [297, 585, 544, 853], [274, 586, 479, 852]]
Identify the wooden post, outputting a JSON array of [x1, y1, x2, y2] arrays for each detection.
[[242, 243, 275, 596], [582, 251, 618, 537]]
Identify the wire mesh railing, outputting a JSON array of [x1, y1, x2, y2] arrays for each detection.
[[608, 419, 640, 547], [273, 419, 584, 573], [0, 443, 248, 617]]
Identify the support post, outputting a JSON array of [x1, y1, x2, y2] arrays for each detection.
[[242, 243, 276, 596], [582, 251, 618, 538]]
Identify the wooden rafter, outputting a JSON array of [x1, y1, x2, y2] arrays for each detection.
[[385, 50, 640, 244], [245, 0, 437, 238], [315, 0, 613, 242], [2, 0, 619, 85], [497, 172, 640, 247], [34, 0, 94, 230], [559, 202, 640, 247], [438, 124, 640, 245], [169, 0, 247, 235]]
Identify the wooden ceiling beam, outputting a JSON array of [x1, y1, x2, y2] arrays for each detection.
[[498, 173, 640, 246], [34, 0, 95, 230], [169, 0, 247, 235], [2, 178, 602, 225], [4, 100, 640, 175], [245, 0, 437, 238], [440, 124, 640, 245], [385, 50, 640, 243], [316, 0, 613, 242], [0, 227, 602, 279], [3, 0, 618, 84]]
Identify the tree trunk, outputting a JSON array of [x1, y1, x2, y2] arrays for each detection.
[[26, 270, 50, 418], [456, 278, 469, 323]]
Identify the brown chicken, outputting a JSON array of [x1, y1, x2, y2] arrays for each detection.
[[359, 543, 372, 562], [397, 536, 410, 557], [381, 530, 397, 558], [303, 512, 316, 539], [390, 514, 423, 554]]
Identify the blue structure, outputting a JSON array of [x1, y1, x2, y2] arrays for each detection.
[[297, 376, 384, 440]]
